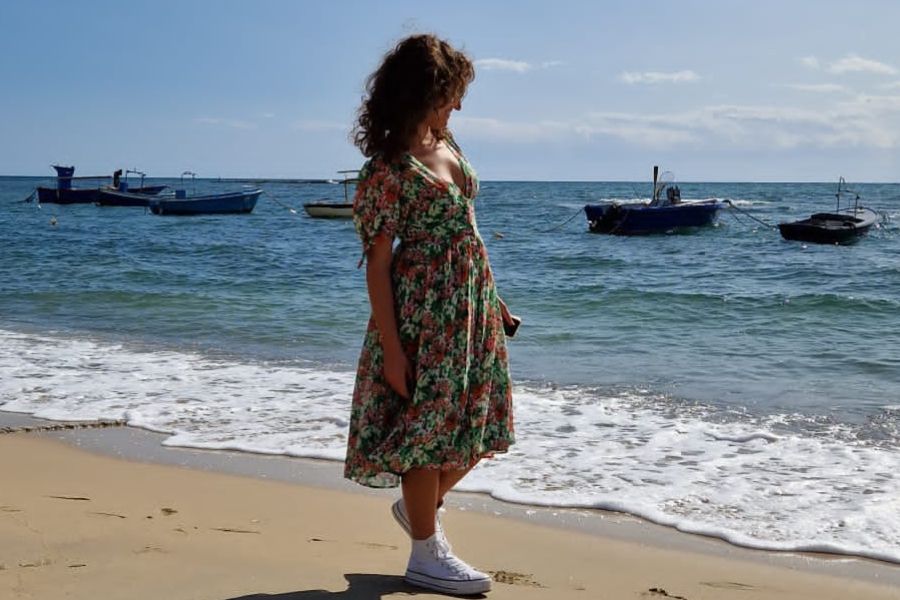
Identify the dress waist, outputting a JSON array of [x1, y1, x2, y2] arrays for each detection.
[[398, 230, 482, 254]]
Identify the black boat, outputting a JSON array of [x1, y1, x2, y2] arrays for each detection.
[[779, 178, 878, 244], [37, 165, 166, 204], [95, 169, 168, 206]]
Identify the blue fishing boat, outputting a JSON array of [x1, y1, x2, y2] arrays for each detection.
[[584, 166, 721, 234], [140, 172, 262, 216], [147, 189, 262, 215]]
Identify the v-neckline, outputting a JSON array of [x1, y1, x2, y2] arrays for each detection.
[[406, 142, 468, 197]]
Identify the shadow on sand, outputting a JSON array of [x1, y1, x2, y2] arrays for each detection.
[[225, 573, 487, 600]]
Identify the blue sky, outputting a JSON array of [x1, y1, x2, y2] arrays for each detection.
[[3, 0, 900, 181]]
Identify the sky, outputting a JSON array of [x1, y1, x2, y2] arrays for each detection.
[[3, 0, 900, 182]]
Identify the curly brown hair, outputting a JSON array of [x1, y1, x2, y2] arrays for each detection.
[[353, 34, 475, 162]]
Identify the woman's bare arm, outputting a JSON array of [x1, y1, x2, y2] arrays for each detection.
[[365, 234, 412, 398]]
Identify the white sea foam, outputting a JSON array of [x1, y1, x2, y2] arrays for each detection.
[[2, 328, 898, 563], [722, 197, 770, 207]]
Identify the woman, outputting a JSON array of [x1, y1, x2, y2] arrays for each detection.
[[344, 34, 516, 595]]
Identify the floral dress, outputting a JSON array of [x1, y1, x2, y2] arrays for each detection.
[[344, 134, 515, 488]]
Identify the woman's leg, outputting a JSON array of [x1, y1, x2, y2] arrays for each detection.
[[437, 467, 473, 505], [401, 468, 440, 540]]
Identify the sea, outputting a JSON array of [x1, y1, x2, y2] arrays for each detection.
[[2, 175, 899, 564]]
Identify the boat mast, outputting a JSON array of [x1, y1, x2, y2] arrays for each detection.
[[337, 169, 359, 203], [836, 176, 862, 214], [835, 176, 844, 212], [652, 165, 659, 203]]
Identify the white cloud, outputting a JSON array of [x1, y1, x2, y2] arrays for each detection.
[[194, 117, 255, 130], [799, 55, 820, 69], [475, 58, 532, 73], [456, 93, 900, 151], [453, 116, 569, 142], [785, 83, 848, 94], [474, 58, 562, 73], [828, 54, 897, 75], [619, 70, 700, 84], [879, 81, 900, 90]]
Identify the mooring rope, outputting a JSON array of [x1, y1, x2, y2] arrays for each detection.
[[268, 196, 300, 215], [722, 199, 777, 229], [541, 207, 584, 233]]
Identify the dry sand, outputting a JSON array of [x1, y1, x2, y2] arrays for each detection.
[[1, 429, 899, 600]]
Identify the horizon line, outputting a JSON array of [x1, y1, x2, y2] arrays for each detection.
[[3, 174, 899, 185]]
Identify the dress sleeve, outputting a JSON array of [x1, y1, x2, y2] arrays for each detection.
[[353, 158, 402, 267]]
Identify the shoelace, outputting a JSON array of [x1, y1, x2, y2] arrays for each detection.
[[435, 522, 452, 553], [428, 540, 477, 577]]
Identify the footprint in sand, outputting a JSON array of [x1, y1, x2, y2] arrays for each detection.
[[488, 570, 545, 588], [701, 581, 755, 591], [45, 495, 91, 501], [645, 588, 689, 600], [18, 558, 53, 568], [134, 545, 168, 555], [356, 542, 398, 551], [88, 511, 127, 519], [211, 527, 260, 534]]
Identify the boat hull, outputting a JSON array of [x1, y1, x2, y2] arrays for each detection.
[[39, 185, 167, 205], [36, 187, 100, 204], [584, 200, 721, 235], [148, 190, 262, 215], [778, 209, 878, 244], [95, 186, 169, 207], [303, 202, 353, 219]]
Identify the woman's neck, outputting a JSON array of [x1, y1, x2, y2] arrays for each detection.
[[411, 125, 439, 152]]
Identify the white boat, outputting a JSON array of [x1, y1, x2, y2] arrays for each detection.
[[303, 169, 357, 219], [303, 202, 353, 218]]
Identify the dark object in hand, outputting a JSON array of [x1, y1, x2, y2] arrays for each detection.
[[503, 315, 522, 338]]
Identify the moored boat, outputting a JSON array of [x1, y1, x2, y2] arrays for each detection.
[[585, 200, 721, 235], [303, 169, 358, 219], [96, 189, 155, 207], [779, 178, 878, 244], [139, 171, 262, 216], [584, 166, 721, 235], [147, 189, 262, 216], [303, 202, 353, 218], [36, 165, 106, 204], [37, 165, 166, 204], [778, 209, 878, 244]]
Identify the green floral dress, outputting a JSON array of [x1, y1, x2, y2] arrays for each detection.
[[344, 134, 515, 488]]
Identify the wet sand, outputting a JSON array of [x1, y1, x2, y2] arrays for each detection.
[[1, 414, 898, 600]]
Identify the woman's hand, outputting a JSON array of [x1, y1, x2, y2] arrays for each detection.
[[498, 297, 514, 325], [498, 297, 522, 337], [365, 234, 412, 399], [383, 346, 413, 399]]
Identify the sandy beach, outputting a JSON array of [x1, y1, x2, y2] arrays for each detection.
[[1, 418, 898, 600]]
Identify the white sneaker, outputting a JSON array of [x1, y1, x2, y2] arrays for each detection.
[[405, 534, 491, 595], [391, 499, 452, 553]]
